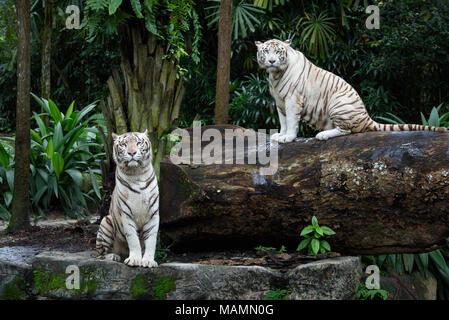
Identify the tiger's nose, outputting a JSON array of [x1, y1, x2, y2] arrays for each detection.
[[269, 59, 275, 64], [128, 151, 137, 156]]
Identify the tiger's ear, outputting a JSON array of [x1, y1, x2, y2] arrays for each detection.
[[255, 41, 263, 47], [284, 39, 292, 45], [112, 133, 119, 141], [142, 129, 148, 137]]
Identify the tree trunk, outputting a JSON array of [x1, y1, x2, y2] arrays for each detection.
[[41, 0, 52, 126], [159, 126, 449, 255], [214, 0, 232, 125], [8, 0, 31, 232], [99, 22, 184, 217]]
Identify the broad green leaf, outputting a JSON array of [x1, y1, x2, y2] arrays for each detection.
[[65, 101, 75, 120], [429, 250, 448, 271], [297, 238, 311, 252], [89, 169, 101, 199], [311, 238, 320, 255], [59, 187, 72, 209], [5, 168, 14, 192], [428, 107, 440, 127], [49, 174, 58, 199], [300, 225, 315, 236], [64, 123, 88, 153], [3, 191, 12, 207], [72, 184, 87, 208], [377, 254, 387, 267], [0, 204, 11, 220], [37, 168, 49, 183], [439, 111, 449, 124], [46, 138, 54, 159], [420, 112, 428, 126], [429, 250, 449, 287], [53, 122, 63, 152], [52, 152, 64, 179], [315, 226, 324, 236], [321, 226, 336, 235], [66, 169, 83, 188], [311, 216, 319, 228], [32, 112, 47, 136], [55, 125, 86, 154], [109, 0, 123, 15], [31, 92, 50, 114], [30, 129, 42, 144], [32, 185, 48, 205], [48, 98, 62, 123], [415, 253, 429, 279], [402, 253, 414, 273], [320, 239, 331, 251], [77, 102, 97, 124]]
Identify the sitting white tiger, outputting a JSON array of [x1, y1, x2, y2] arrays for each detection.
[[96, 130, 159, 268], [255, 39, 446, 142]]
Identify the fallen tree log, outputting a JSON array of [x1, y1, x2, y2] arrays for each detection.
[[159, 125, 449, 255]]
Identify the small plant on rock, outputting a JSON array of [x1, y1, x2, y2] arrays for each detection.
[[297, 216, 336, 255], [254, 245, 277, 252]]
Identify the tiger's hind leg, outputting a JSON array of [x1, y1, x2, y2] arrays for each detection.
[[315, 127, 351, 141], [96, 215, 120, 261]]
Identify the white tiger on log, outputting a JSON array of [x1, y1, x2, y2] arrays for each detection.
[[255, 39, 446, 142], [96, 130, 159, 268]]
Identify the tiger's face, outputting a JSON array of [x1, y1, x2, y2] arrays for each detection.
[[255, 39, 292, 72], [112, 130, 152, 169]]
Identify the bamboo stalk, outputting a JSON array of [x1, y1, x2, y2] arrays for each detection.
[[148, 33, 157, 55], [171, 84, 185, 123], [106, 76, 127, 134]]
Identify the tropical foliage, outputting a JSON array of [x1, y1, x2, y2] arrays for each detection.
[[0, 95, 105, 219]]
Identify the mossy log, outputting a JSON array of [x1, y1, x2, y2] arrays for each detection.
[[159, 125, 449, 255]]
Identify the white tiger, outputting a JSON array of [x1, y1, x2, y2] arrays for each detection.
[[255, 39, 446, 142], [96, 130, 159, 268]]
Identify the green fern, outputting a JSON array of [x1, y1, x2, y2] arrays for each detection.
[[130, 0, 144, 18], [86, 0, 109, 11]]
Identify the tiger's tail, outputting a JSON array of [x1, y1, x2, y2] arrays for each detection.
[[96, 215, 115, 255], [367, 119, 447, 132]]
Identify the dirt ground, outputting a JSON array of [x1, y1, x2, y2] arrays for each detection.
[[0, 218, 340, 271], [0, 219, 99, 252]]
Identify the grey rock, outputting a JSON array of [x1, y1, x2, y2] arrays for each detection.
[[287, 257, 362, 300], [0, 246, 39, 299], [1, 248, 361, 300]]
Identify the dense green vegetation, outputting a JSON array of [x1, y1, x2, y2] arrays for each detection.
[[1, 0, 449, 299]]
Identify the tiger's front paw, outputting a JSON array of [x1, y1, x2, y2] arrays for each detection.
[[270, 133, 282, 142], [315, 131, 330, 141], [141, 257, 158, 268], [104, 253, 121, 262], [278, 134, 296, 143], [124, 255, 142, 267]]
